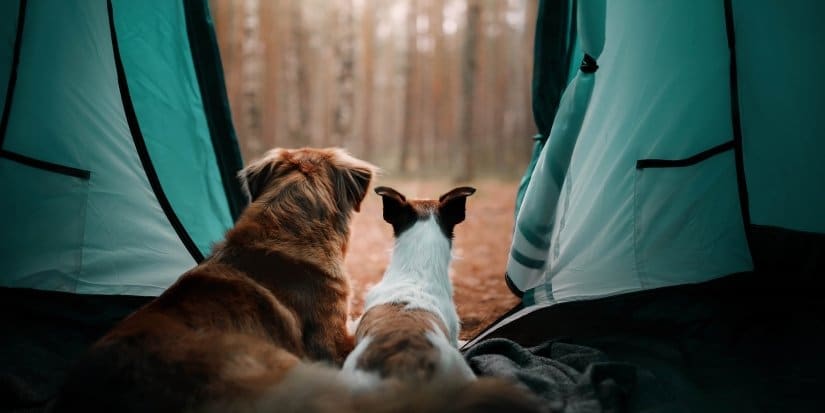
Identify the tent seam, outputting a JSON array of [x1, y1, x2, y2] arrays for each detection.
[[723, 0, 754, 255], [0, 0, 27, 150]]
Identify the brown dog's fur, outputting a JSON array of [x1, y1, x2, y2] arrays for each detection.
[[50, 148, 376, 413]]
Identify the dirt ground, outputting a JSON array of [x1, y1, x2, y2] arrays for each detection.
[[345, 178, 521, 341]]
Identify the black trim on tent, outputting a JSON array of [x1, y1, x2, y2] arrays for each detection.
[[182, 0, 247, 222], [0, 0, 27, 150], [504, 272, 525, 298], [0, 150, 90, 180], [635, 140, 734, 169], [107, 0, 205, 263], [723, 0, 753, 246]]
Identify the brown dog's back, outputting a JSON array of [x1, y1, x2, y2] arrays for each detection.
[[52, 264, 304, 412]]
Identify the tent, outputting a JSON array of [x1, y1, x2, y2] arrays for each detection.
[[503, 0, 824, 305], [461, 0, 825, 411], [0, 0, 245, 296], [2, 0, 824, 411], [0, 0, 245, 407]]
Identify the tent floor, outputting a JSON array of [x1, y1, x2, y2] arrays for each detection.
[[0, 288, 149, 412]]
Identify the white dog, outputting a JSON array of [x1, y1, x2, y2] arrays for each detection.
[[343, 186, 477, 384]]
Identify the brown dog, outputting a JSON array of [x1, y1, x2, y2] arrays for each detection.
[[51, 147, 376, 413]]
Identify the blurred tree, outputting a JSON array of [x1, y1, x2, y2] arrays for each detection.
[[209, 0, 537, 179], [358, 0, 376, 160], [286, 0, 310, 146], [456, 0, 480, 181], [399, 0, 418, 173], [332, 0, 356, 147]]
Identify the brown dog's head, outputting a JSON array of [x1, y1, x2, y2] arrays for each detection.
[[238, 147, 377, 214], [232, 148, 377, 259]]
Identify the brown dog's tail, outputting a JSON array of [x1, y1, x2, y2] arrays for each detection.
[[200, 363, 546, 413]]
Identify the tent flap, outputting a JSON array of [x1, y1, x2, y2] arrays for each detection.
[[0, 0, 242, 296]]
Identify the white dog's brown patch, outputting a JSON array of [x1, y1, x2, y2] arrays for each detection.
[[352, 302, 449, 381]]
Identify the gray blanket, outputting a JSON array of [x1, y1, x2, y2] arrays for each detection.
[[464, 338, 681, 413]]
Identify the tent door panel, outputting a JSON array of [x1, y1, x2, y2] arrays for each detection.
[[0, 155, 89, 292]]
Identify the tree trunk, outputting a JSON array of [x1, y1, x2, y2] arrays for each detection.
[[259, 0, 280, 150], [398, 0, 418, 173], [239, 0, 262, 157], [456, 0, 480, 182], [286, 0, 310, 147], [430, 0, 447, 171], [359, 0, 376, 160], [332, 0, 356, 148]]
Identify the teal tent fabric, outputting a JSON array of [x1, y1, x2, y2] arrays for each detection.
[[0, 0, 243, 296], [0, 1, 19, 119], [113, 0, 234, 256], [182, 0, 248, 223], [515, 0, 577, 216], [733, 0, 825, 233], [509, 0, 824, 305]]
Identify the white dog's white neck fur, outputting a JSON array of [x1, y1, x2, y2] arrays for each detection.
[[363, 216, 460, 345]]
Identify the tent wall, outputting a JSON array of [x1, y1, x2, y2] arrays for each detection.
[[0, 1, 19, 119], [508, 0, 768, 304], [0, 0, 243, 296], [734, 0, 825, 233]]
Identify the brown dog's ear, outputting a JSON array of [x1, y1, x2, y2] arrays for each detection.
[[438, 186, 476, 233], [238, 148, 289, 202], [329, 149, 377, 213]]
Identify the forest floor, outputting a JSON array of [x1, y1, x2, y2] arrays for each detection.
[[344, 178, 521, 341]]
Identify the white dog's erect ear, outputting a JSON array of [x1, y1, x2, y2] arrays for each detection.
[[375, 186, 415, 232], [438, 186, 476, 203], [438, 186, 476, 229], [238, 148, 289, 202], [329, 149, 378, 213], [374, 186, 406, 204]]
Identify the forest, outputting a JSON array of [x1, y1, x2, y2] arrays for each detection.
[[209, 0, 538, 180]]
